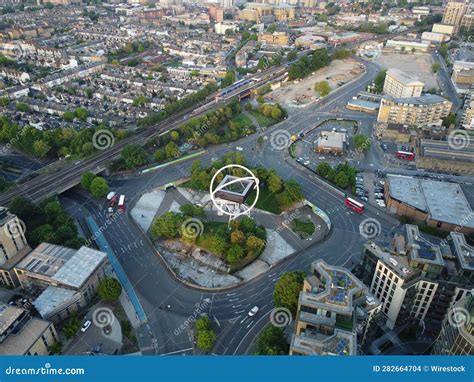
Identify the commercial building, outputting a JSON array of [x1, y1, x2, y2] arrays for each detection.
[[0, 304, 58, 355], [314, 131, 346, 155], [0, 207, 31, 288], [462, 88, 474, 130], [290, 260, 380, 355], [441, 0, 470, 34], [432, 293, 474, 355], [385, 40, 431, 53], [384, 175, 474, 235], [383, 69, 424, 98], [15, 243, 109, 322], [421, 31, 450, 44], [417, 138, 474, 174], [377, 95, 452, 128]]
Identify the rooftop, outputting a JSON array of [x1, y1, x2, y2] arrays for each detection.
[[405, 224, 445, 267], [365, 241, 415, 279], [450, 232, 474, 272], [290, 329, 356, 356], [387, 175, 474, 228], [386, 68, 424, 87], [385, 94, 449, 106], [33, 286, 78, 319]]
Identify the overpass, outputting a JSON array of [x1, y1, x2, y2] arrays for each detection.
[[0, 63, 293, 205]]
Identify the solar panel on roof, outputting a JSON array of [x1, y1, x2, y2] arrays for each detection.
[[419, 250, 436, 260]]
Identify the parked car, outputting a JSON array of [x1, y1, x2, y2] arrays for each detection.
[[81, 320, 92, 333]]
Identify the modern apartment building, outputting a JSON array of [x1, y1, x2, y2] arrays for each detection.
[[441, 0, 470, 33], [383, 69, 424, 98], [290, 260, 380, 355], [452, 61, 474, 92], [0, 207, 31, 288], [0, 304, 58, 355], [15, 243, 109, 322], [377, 94, 452, 127], [432, 293, 474, 355]]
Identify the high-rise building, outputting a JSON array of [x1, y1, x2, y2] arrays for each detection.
[[289, 260, 381, 355], [432, 292, 474, 355], [383, 68, 424, 98], [220, 0, 234, 8], [0, 207, 30, 288], [441, 0, 470, 34]]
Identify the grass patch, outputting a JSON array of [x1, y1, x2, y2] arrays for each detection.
[[246, 187, 281, 214], [250, 111, 276, 128], [291, 218, 315, 237]]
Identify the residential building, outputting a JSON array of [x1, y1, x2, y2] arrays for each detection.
[[384, 175, 474, 235], [383, 69, 424, 98], [15, 243, 109, 322], [432, 292, 474, 355], [452, 61, 474, 93], [377, 95, 452, 127], [441, 0, 470, 34], [0, 207, 30, 288], [258, 32, 289, 46], [290, 260, 381, 355], [209, 5, 224, 23], [0, 304, 58, 355], [462, 88, 474, 130]]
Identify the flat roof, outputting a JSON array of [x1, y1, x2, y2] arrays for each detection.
[[450, 232, 474, 272], [0, 304, 24, 337], [316, 131, 346, 150], [405, 225, 445, 267], [347, 99, 379, 110], [0, 316, 51, 355], [387, 175, 474, 228], [33, 286, 77, 318], [53, 246, 107, 288], [386, 68, 424, 86], [385, 94, 449, 106]]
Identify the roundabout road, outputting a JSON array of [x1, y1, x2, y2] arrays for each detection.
[[62, 58, 401, 355]]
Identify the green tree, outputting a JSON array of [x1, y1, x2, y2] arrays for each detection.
[[195, 316, 216, 353], [221, 71, 235, 88], [33, 140, 50, 158], [97, 277, 122, 301], [442, 112, 456, 128], [255, 325, 289, 355], [81, 172, 96, 190], [273, 271, 306, 316], [267, 173, 283, 193], [431, 63, 441, 73], [170, 130, 180, 141], [74, 107, 88, 121], [353, 134, 371, 153], [150, 212, 184, 239], [63, 111, 75, 122], [48, 341, 63, 355], [314, 81, 331, 97], [89, 176, 109, 198], [165, 142, 179, 158], [373, 70, 386, 93], [0, 97, 9, 106], [154, 148, 166, 162], [316, 162, 332, 178], [246, 235, 265, 253], [121, 144, 148, 169], [15, 102, 29, 112], [63, 314, 81, 339], [334, 171, 349, 189]]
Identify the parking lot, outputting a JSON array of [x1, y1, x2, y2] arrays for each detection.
[[355, 172, 386, 209]]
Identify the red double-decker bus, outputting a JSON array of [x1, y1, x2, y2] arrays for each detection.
[[345, 197, 364, 213], [395, 151, 415, 161]]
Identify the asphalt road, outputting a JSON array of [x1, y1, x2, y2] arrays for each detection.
[[60, 58, 406, 356]]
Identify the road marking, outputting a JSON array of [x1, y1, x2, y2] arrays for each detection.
[[159, 348, 193, 356]]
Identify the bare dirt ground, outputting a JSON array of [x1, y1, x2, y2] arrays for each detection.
[[266, 58, 364, 107], [375, 52, 439, 90]]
